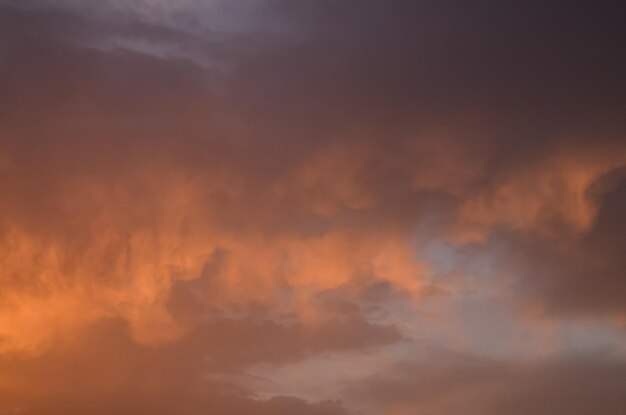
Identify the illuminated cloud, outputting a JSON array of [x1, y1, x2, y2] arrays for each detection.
[[0, 1, 625, 414]]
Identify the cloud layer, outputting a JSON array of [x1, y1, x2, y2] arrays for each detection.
[[1, 1, 625, 414]]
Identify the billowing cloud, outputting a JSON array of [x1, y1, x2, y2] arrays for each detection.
[[1, 1, 625, 414]]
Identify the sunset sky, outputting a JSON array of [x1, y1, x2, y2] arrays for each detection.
[[1, 1, 625, 414]]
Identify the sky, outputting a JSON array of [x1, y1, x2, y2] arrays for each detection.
[[0, 1, 625, 414]]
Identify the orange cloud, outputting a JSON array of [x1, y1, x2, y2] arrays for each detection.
[[451, 146, 626, 243], [0, 156, 424, 356]]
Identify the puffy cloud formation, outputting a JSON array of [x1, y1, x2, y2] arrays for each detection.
[[0, 1, 625, 414]]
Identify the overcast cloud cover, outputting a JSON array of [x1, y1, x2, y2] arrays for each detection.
[[1, 1, 625, 414]]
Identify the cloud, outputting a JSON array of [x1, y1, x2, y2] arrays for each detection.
[[0, 318, 349, 415], [0, 2, 625, 414], [484, 169, 626, 317], [0, 5, 425, 355], [349, 351, 626, 415]]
